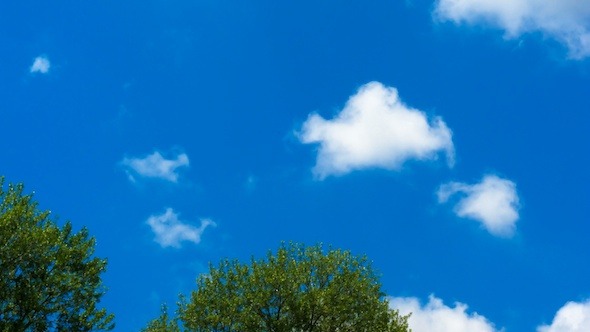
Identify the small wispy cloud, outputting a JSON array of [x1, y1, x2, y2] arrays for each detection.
[[30, 56, 50, 74], [537, 299, 590, 332], [434, 0, 590, 59], [121, 151, 189, 183], [245, 175, 258, 192], [146, 208, 216, 248], [389, 295, 500, 332], [438, 174, 520, 237], [298, 81, 454, 179]]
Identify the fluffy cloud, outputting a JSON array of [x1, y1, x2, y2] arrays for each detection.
[[30, 56, 50, 74], [389, 295, 499, 332], [538, 300, 590, 332], [434, 0, 590, 59], [122, 151, 189, 183], [299, 81, 454, 179], [438, 175, 520, 237], [146, 208, 216, 248]]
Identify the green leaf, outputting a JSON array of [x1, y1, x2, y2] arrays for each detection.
[[0, 177, 114, 331]]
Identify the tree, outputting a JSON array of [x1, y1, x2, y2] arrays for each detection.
[[146, 242, 410, 332], [0, 178, 114, 331], [142, 305, 180, 332]]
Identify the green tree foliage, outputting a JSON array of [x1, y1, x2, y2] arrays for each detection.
[[149, 243, 410, 332], [142, 305, 181, 332], [0, 178, 114, 331]]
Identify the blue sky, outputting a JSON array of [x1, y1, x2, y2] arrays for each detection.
[[2, 0, 590, 331]]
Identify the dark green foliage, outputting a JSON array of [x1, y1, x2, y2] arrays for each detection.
[[0, 178, 114, 331], [150, 242, 410, 332], [142, 305, 181, 332]]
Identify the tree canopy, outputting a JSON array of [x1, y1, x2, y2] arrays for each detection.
[[144, 242, 410, 332], [0, 178, 114, 331]]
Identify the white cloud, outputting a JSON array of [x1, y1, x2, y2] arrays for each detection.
[[30, 56, 50, 74], [434, 0, 590, 59], [299, 81, 454, 179], [438, 175, 520, 237], [121, 151, 189, 183], [146, 208, 216, 248], [389, 295, 500, 332], [537, 300, 590, 332]]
